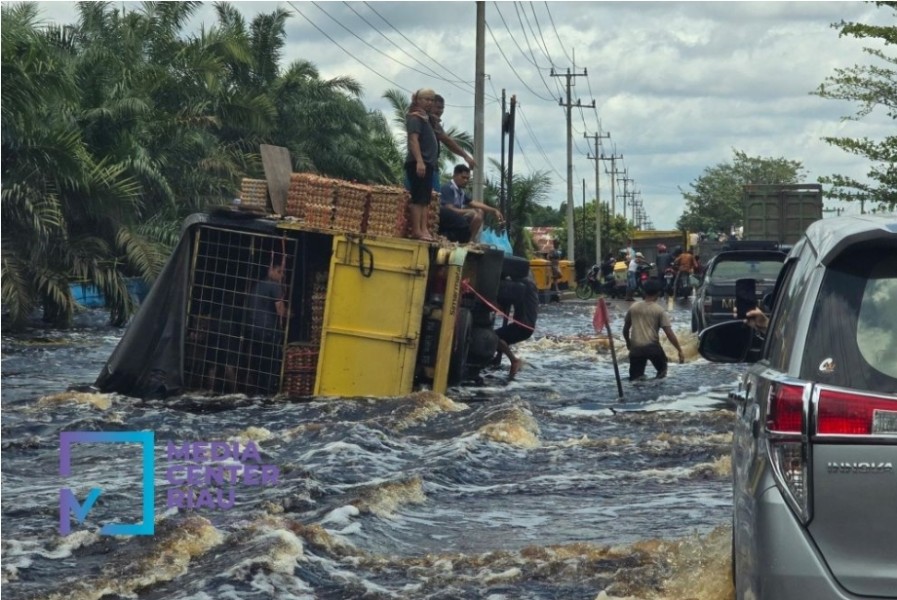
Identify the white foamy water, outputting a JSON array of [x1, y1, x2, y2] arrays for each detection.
[[2, 300, 741, 599]]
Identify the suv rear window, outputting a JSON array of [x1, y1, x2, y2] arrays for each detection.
[[801, 245, 897, 393], [710, 259, 783, 280]]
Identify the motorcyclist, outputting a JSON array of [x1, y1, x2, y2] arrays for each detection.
[[672, 247, 697, 296], [600, 253, 616, 281], [625, 252, 649, 301]]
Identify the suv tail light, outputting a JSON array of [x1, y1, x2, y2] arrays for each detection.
[[817, 388, 897, 435], [767, 383, 804, 433], [766, 383, 811, 523]]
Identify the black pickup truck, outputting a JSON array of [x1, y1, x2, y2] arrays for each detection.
[[691, 249, 786, 332]]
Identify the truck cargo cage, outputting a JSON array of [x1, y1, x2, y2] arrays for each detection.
[[184, 226, 300, 395]]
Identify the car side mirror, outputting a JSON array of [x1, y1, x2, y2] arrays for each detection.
[[699, 320, 758, 363]]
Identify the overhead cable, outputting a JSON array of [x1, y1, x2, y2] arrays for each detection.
[[544, 2, 575, 64], [310, 2, 470, 91], [485, 20, 555, 102], [527, 3, 557, 67], [286, 1, 411, 93], [357, 1, 480, 95]]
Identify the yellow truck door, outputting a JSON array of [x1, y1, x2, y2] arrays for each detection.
[[315, 236, 429, 397]]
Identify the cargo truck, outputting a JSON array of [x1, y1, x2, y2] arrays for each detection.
[[692, 183, 823, 263], [742, 183, 823, 244], [95, 154, 518, 399]]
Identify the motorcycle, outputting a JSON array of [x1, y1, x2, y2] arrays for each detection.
[[576, 266, 625, 300], [671, 268, 693, 299], [634, 263, 655, 297], [663, 267, 676, 297]]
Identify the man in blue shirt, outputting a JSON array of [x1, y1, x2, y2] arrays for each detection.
[[438, 164, 503, 243]]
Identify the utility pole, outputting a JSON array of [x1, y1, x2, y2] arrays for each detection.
[[600, 152, 623, 217], [585, 130, 610, 262], [581, 179, 587, 259], [500, 89, 506, 220], [473, 2, 485, 201], [551, 67, 593, 263], [617, 171, 633, 222], [506, 95, 517, 236]]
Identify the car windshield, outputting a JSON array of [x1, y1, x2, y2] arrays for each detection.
[[709, 259, 782, 281], [801, 246, 897, 393]]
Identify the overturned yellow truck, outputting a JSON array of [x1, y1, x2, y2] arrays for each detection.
[[95, 172, 527, 399]]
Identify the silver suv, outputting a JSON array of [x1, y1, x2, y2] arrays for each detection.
[[699, 214, 896, 599]]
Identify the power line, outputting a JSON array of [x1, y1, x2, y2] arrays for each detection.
[[491, 3, 560, 101], [343, 2, 473, 91], [513, 2, 550, 67], [492, 2, 549, 70], [361, 2, 478, 94], [485, 20, 555, 101], [509, 2, 561, 100], [286, 1, 411, 93], [525, 2, 557, 67], [544, 1, 574, 64], [310, 2, 470, 91], [517, 105, 566, 183], [513, 136, 540, 177]]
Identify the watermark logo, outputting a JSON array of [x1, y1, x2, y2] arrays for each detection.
[[59, 431, 155, 536], [59, 432, 279, 536]]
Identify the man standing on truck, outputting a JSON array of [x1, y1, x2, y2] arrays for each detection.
[[430, 95, 477, 179], [622, 279, 685, 380]]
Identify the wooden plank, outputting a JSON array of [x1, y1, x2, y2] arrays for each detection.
[[259, 144, 292, 215]]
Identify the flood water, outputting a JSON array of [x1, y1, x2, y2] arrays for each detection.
[[2, 297, 742, 600]]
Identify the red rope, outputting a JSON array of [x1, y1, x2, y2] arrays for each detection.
[[460, 279, 536, 332]]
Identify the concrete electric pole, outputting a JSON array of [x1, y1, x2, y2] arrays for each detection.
[[473, 2, 485, 201], [585, 130, 610, 261], [601, 153, 623, 217], [551, 67, 593, 263]]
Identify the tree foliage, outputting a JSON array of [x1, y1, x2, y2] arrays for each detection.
[[2, 2, 403, 329], [483, 161, 554, 256], [676, 150, 806, 234], [555, 202, 632, 265], [813, 2, 897, 209]]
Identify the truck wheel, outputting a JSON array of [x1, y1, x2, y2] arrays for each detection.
[[448, 307, 472, 386]]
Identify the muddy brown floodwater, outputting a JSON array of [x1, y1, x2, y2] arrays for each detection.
[[2, 297, 741, 599]]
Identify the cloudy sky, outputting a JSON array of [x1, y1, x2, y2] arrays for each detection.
[[32, 1, 891, 229]]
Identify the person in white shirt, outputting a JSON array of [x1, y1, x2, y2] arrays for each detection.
[[626, 251, 648, 301]]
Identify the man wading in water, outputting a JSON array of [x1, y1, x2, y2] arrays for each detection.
[[622, 278, 684, 380]]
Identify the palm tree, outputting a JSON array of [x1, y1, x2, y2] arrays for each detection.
[[2, 3, 153, 328], [2, 2, 407, 329]]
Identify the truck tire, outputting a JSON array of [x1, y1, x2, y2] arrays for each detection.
[[501, 255, 531, 281], [467, 326, 499, 367], [448, 307, 472, 386]]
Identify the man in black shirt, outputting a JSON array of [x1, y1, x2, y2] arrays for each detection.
[[494, 278, 539, 379], [247, 263, 287, 393]]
